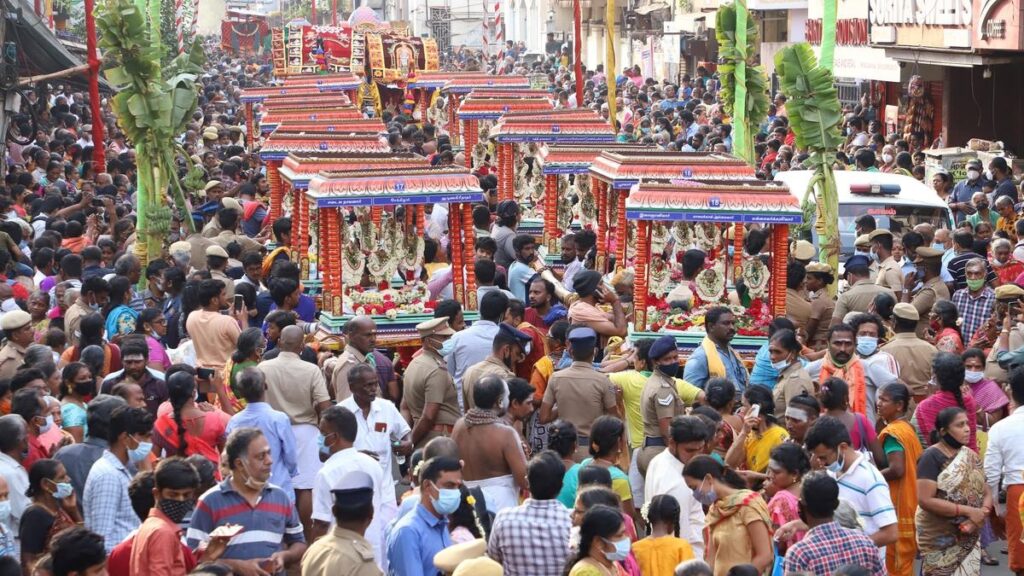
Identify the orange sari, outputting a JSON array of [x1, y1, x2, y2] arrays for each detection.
[[878, 419, 924, 576]]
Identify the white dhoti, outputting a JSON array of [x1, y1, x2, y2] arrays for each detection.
[[464, 474, 519, 514], [291, 423, 321, 490]]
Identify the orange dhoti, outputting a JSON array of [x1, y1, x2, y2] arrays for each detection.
[[1010, 484, 1024, 572]]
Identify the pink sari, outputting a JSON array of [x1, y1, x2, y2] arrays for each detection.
[[768, 489, 805, 554]]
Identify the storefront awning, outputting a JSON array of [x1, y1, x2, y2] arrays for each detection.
[[7, 0, 108, 91], [881, 47, 1024, 68]]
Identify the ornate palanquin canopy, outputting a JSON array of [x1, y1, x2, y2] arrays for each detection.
[[501, 109, 603, 121], [272, 118, 386, 135], [441, 75, 531, 94], [490, 116, 616, 144], [306, 167, 484, 207], [589, 151, 756, 189], [365, 33, 439, 84], [408, 71, 483, 90], [240, 85, 327, 104], [279, 153, 426, 188], [540, 145, 649, 175], [625, 181, 801, 224], [457, 96, 554, 120], [467, 89, 553, 99], [259, 107, 364, 134], [281, 72, 362, 90], [258, 93, 351, 110], [259, 133, 390, 160]]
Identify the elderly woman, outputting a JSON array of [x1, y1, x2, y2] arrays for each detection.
[[991, 237, 1023, 285]]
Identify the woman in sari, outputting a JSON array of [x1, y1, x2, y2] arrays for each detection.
[[765, 443, 809, 555], [59, 313, 121, 376], [930, 301, 964, 354], [218, 328, 266, 415], [705, 378, 742, 463], [562, 416, 636, 520], [916, 407, 992, 576], [991, 238, 1024, 286], [877, 382, 924, 576], [133, 308, 171, 371], [819, 377, 887, 464], [153, 369, 229, 474], [682, 456, 773, 576], [104, 276, 139, 343]]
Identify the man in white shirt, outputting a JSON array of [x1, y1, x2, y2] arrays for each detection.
[[644, 416, 706, 558], [985, 368, 1024, 572], [312, 404, 396, 572], [805, 416, 897, 558], [338, 364, 412, 498]]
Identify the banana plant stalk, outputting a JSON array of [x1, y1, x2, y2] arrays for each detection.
[[775, 43, 844, 295], [716, 1, 770, 166]]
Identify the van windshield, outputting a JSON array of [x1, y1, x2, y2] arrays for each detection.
[[826, 203, 952, 260]]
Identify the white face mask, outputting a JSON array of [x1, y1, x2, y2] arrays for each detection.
[[882, 154, 894, 164], [967, 169, 981, 181]]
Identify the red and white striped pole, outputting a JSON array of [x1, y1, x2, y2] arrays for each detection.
[[175, 0, 184, 53], [493, 0, 502, 57]]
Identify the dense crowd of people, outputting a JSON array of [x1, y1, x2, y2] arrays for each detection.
[[0, 30, 1023, 576]]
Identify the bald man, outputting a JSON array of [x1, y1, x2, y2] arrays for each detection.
[[260, 325, 332, 542]]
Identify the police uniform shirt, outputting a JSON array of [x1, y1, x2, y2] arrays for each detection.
[[881, 333, 938, 397], [640, 370, 683, 441], [300, 526, 383, 576], [876, 256, 904, 293], [911, 276, 951, 338], [834, 279, 896, 320], [543, 361, 617, 439], [402, 349, 460, 444]]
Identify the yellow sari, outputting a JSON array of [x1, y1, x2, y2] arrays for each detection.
[[743, 425, 789, 473], [878, 419, 923, 576]]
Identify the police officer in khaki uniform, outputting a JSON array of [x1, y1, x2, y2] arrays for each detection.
[[881, 303, 938, 402], [832, 255, 895, 325], [206, 244, 235, 299], [805, 262, 836, 350], [300, 470, 383, 576], [855, 234, 879, 281], [402, 318, 461, 449], [0, 310, 32, 380], [461, 324, 530, 412], [791, 240, 816, 266], [871, 229, 904, 298], [903, 246, 951, 338], [540, 326, 620, 462], [786, 261, 812, 332], [637, 335, 684, 475], [987, 284, 1024, 382]]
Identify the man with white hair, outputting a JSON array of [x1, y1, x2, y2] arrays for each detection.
[[675, 559, 713, 576]]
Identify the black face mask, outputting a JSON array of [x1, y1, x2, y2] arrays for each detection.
[[158, 498, 194, 524], [942, 432, 964, 450], [74, 381, 94, 397]]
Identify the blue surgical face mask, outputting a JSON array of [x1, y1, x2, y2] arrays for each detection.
[[693, 477, 717, 506], [438, 337, 456, 357], [827, 452, 845, 476], [857, 336, 878, 356], [128, 437, 152, 463], [727, 245, 735, 259], [317, 433, 335, 458], [932, 243, 946, 252], [0, 500, 11, 522], [603, 537, 632, 562], [557, 350, 573, 370], [51, 481, 73, 500], [431, 482, 462, 515]]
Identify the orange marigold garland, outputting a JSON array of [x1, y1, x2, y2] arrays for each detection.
[[544, 174, 557, 254], [450, 207, 465, 306], [462, 202, 477, 310], [634, 220, 650, 331], [616, 189, 627, 267], [772, 225, 789, 318], [266, 160, 284, 222]]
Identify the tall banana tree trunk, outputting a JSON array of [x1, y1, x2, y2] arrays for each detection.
[[775, 44, 844, 295], [716, 1, 769, 166]]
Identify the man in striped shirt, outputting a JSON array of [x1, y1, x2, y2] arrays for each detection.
[[187, 427, 307, 575], [805, 416, 897, 560]]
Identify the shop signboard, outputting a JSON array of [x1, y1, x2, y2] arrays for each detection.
[[807, 0, 901, 81], [973, 0, 1024, 49], [868, 0, 973, 50]]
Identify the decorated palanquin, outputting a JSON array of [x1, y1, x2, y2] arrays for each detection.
[[221, 9, 269, 55], [626, 180, 800, 356], [457, 91, 554, 171], [438, 75, 531, 146], [272, 119, 386, 136], [258, 107, 363, 136], [260, 133, 391, 223], [239, 75, 362, 148], [534, 144, 649, 261], [270, 19, 439, 81], [490, 111, 615, 205], [304, 167, 484, 346], [588, 151, 755, 273], [278, 153, 428, 298]]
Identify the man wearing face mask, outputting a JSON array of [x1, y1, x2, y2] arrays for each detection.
[[540, 327, 621, 461], [989, 156, 1019, 204], [950, 159, 984, 224], [453, 375, 528, 514], [63, 277, 110, 348], [967, 191, 998, 230], [82, 405, 154, 553], [637, 336, 685, 475], [188, 428, 308, 574], [901, 247, 950, 338], [804, 416, 897, 555], [870, 229, 903, 299], [461, 323, 531, 412], [952, 258, 996, 344], [312, 404, 392, 571], [403, 318, 460, 449], [881, 304, 938, 403], [386, 456, 463, 576]]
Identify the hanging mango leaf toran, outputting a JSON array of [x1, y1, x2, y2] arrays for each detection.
[[715, 0, 769, 165], [775, 43, 845, 294], [96, 0, 204, 278]]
